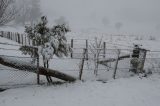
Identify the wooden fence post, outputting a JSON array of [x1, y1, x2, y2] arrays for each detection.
[[140, 50, 147, 73], [17, 33, 20, 43], [113, 49, 120, 79], [21, 34, 24, 45], [86, 39, 88, 60], [71, 39, 73, 58], [8, 32, 10, 39], [79, 49, 87, 80], [37, 53, 40, 84], [103, 42, 106, 58], [24, 34, 27, 45], [15, 33, 17, 42], [0, 31, 3, 37], [10, 32, 13, 40]]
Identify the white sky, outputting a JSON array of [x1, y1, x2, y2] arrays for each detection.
[[41, 0, 160, 35]]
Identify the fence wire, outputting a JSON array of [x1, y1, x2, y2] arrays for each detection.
[[0, 56, 38, 89], [1, 31, 160, 88]]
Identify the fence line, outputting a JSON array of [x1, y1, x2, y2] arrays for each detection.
[[1, 31, 160, 51], [1, 31, 160, 66], [1, 30, 160, 87], [0, 41, 160, 60]]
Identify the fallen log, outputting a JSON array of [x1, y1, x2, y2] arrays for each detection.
[[0, 56, 76, 82], [0, 88, 6, 92]]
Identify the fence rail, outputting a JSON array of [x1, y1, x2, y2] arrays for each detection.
[[0, 31, 32, 46]]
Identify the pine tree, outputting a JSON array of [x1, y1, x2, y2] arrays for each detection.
[[50, 24, 70, 57], [20, 16, 71, 64], [20, 16, 70, 83], [20, 16, 49, 59]]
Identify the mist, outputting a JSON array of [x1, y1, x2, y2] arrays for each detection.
[[40, 0, 160, 35]]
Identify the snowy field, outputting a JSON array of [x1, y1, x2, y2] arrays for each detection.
[[1, 30, 160, 106], [0, 75, 160, 106], [1, 0, 160, 105]]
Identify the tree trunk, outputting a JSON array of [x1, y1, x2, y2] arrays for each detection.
[[0, 56, 76, 82]]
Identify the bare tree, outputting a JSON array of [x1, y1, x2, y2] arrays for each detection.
[[0, 0, 18, 26], [89, 37, 103, 76]]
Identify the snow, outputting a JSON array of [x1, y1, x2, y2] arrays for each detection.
[[40, 43, 54, 65], [1, 0, 160, 105], [0, 75, 160, 106], [0, 26, 24, 33], [1, 28, 160, 106]]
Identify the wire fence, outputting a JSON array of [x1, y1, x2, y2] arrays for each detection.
[[0, 31, 160, 88], [0, 31, 33, 46], [0, 55, 38, 89]]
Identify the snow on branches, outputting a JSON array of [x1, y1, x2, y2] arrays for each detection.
[[20, 16, 71, 67]]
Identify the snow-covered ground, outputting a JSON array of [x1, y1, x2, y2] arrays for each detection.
[[0, 75, 160, 106], [1, 29, 160, 106]]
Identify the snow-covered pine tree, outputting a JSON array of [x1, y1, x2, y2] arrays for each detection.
[[50, 24, 71, 57], [20, 16, 71, 67], [20, 16, 50, 61], [20, 16, 70, 83]]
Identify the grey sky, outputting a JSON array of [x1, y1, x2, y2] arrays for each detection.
[[41, 0, 160, 35]]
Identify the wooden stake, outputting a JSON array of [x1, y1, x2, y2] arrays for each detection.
[[113, 49, 120, 79], [86, 40, 88, 60], [71, 39, 73, 58], [103, 42, 106, 58], [37, 54, 40, 84], [79, 49, 87, 80], [21, 34, 23, 45]]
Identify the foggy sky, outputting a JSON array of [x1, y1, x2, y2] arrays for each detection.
[[41, 0, 160, 35]]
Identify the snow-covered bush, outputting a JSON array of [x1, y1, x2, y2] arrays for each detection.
[[50, 24, 71, 57], [20, 16, 71, 67]]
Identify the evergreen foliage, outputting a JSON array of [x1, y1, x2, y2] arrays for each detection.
[[20, 16, 71, 59]]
